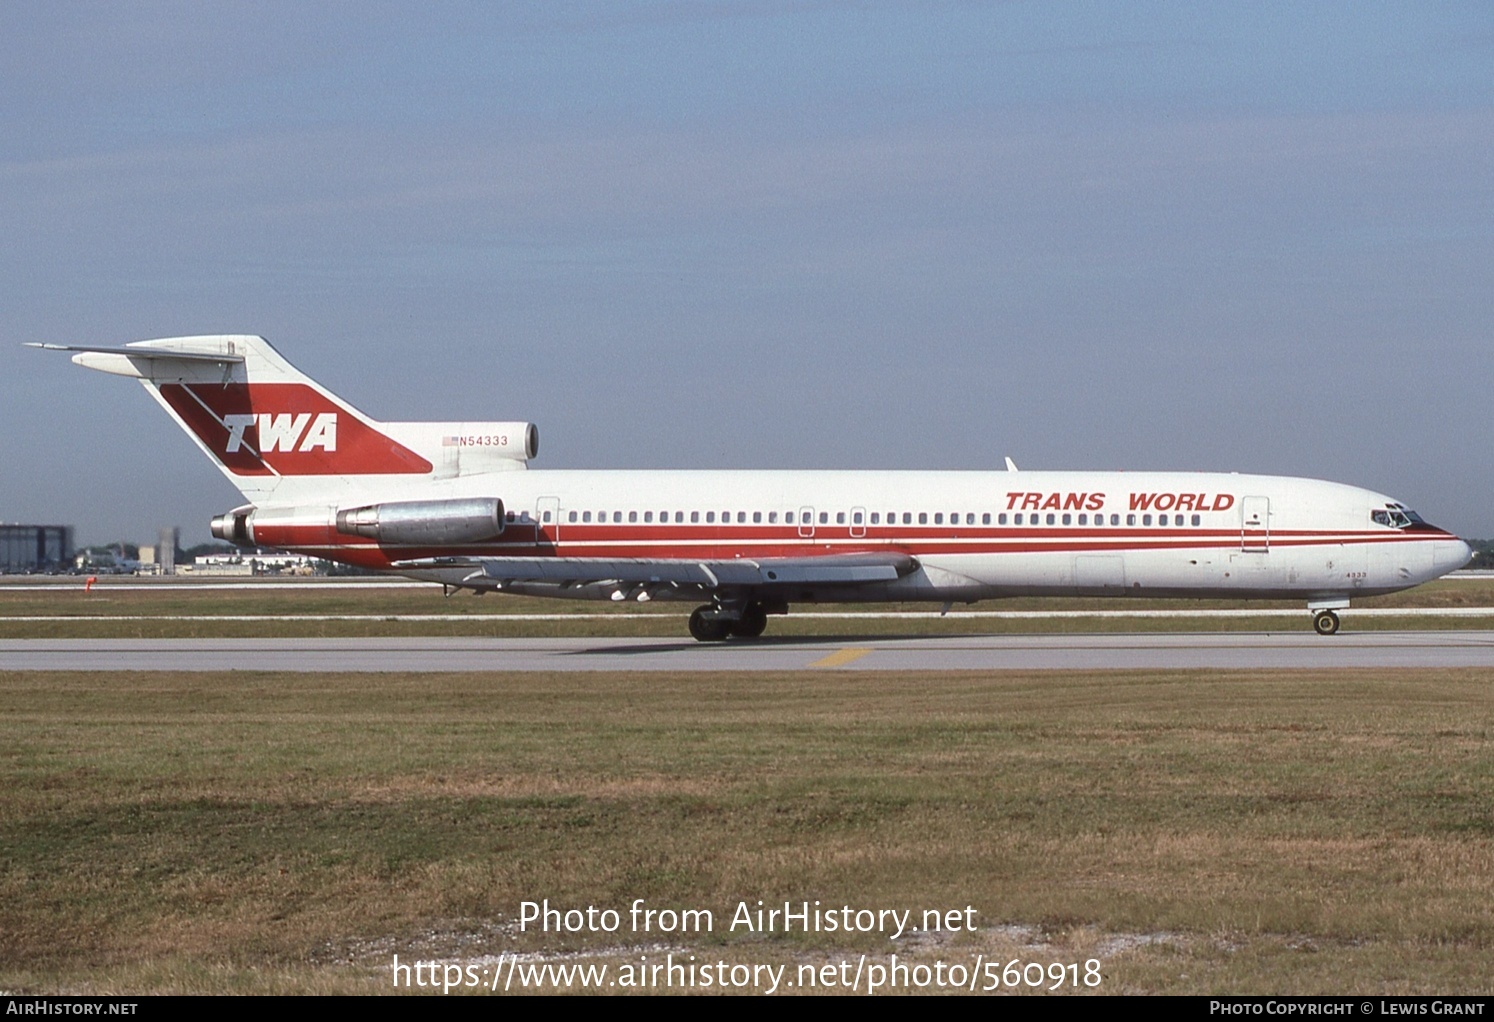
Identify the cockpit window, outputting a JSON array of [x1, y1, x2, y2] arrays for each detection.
[[1372, 508, 1415, 528]]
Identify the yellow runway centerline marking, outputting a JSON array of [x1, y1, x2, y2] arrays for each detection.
[[810, 647, 872, 668]]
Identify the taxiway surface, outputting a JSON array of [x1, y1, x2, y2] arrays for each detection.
[[5, 632, 1494, 672]]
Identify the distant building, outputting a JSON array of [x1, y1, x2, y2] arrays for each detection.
[[138, 527, 181, 576], [188, 551, 323, 576], [181, 560, 254, 576], [158, 526, 179, 575], [0, 524, 75, 574]]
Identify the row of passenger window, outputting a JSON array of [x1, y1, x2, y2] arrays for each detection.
[[552, 509, 1206, 527]]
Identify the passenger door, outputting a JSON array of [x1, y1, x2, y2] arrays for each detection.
[[1241, 496, 1270, 553]]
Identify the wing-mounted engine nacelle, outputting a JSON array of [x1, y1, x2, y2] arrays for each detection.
[[334, 497, 506, 546]]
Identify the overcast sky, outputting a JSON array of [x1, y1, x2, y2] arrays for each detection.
[[3, 1, 1491, 546]]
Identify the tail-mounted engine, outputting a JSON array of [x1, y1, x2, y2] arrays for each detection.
[[213, 497, 508, 549], [334, 497, 506, 546], [385, 421, 539, 476], [210, 506, 255, 547]]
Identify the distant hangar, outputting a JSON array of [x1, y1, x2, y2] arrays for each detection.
[[0, 524, 74, 574]]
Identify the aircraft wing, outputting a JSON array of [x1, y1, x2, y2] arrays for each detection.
[[395, 552, 917, 590]]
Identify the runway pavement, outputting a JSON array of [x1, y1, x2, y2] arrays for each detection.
[[5, 631, 1494, 672]]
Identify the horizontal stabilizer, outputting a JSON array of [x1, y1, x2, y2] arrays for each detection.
[[25, 342, 245, 364]]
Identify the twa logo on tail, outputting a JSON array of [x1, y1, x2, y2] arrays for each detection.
[[224, 412, 338, 453], [159, 382, 432, 476]]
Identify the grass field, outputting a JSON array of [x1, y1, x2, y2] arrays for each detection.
[[2, 667, 1490, 995], [2, 575, 1492, 638]]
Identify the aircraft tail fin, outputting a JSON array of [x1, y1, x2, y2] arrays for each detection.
[[32, 335, 536, 504]]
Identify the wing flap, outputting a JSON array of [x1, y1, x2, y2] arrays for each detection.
[[752, 554, 913, 584], [485, 558, 721, 587], [395, 552, 917, 589]]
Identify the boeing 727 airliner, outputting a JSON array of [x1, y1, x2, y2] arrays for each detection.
[[33, 335, 1472, 639]]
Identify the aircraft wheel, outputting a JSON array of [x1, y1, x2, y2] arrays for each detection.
[[689, 607, 731, 642], [1312, 610, 1340, 636], [731, 602, 769, 638]]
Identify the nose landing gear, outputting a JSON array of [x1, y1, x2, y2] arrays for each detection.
[[1312, 609, 1341, 636]]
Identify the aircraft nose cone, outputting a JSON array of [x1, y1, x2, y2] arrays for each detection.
[[1436, 538, 1474, 573]]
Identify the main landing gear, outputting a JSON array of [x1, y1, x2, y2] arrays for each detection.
[[1312, 609, 1341, 636], [688, 607, 731, 642], [688, 601, 770, 642]]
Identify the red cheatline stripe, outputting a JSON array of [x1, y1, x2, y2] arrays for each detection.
[[254, 525, 1451, 559]]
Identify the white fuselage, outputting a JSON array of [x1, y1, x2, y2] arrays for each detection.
[[243, 468, 1471, 605]]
